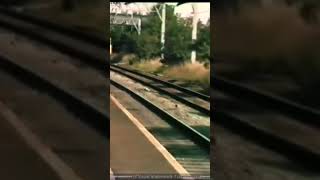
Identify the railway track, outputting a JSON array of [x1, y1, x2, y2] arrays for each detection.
[[109, 64, 320, 177], [0, 55, 108, 136], [0, 7, 105, 72], [0, 11, 109, 131], [110, 82, 210, 175], [212, 73, 320, 170], [0, 7, 108, 180], [111, 65, 210, 114], [3, 5, 320, 177], [0, 7, 211, 176], [114, 60, 320, 172], [110, 75, 210, 148], [110, 55, 210, 175], [0, 39, 107, 180], [110, 64, 210, 144], [111, 62, 320, 171]]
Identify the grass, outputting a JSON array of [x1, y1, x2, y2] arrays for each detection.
[[164, 62, 210, 87], [125, 57, 210, 94], [131, 58, 163, 74]]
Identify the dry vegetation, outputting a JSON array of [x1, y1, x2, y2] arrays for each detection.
[[131, 58, 163, 73], [164, 62, 210, 85], [127, 59, 210, 92]]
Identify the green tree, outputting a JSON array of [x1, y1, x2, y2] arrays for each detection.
[[163, 5, 192, 64], [195, 19, 210, 62], [111, 26, 137, 53], [134, 5, 161, 59]]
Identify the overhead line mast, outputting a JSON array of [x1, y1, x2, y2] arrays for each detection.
[[155, 3, 166, 60], [191, 3, 199, 63]]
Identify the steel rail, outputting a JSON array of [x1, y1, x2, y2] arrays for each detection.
[[0, 10, 106, 72], [111, 80, 210, 153], [214, 109, 320, 171], [112, 65, 210, 101], [212, 75, 320, 127], [4, 7, 320, 170], [0, 55, 109, 138], [0, 7, 107, 47], [111, 66, 210, 116]]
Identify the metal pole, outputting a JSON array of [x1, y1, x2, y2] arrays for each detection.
[[160, 3, 166, 60], [191, 3, 199, 63], [110, 38, 112, 55]]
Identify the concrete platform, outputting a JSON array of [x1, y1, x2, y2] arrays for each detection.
[[110, 95, 182, 175], [0, 102, 69, 180]]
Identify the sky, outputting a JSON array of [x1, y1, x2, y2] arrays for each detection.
[[110, 2, 210, 23]]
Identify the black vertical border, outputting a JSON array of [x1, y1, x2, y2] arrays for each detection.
[[106, 0, 111, 179], [210, 1, 214, 179]]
